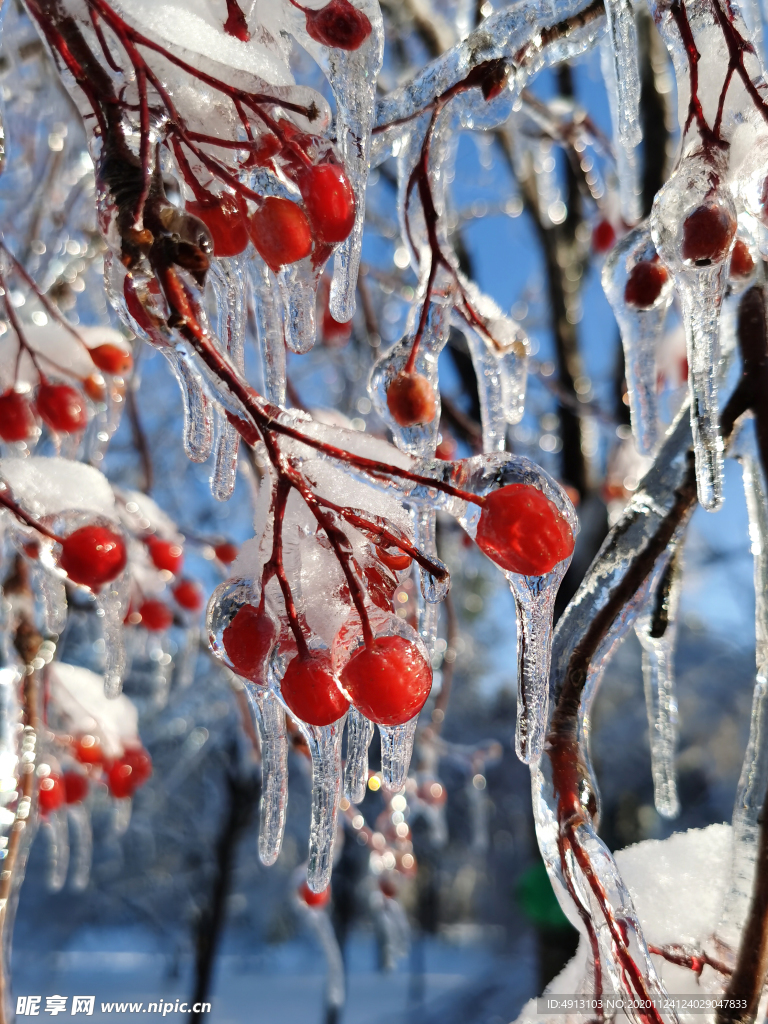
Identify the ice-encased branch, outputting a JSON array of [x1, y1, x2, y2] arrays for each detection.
[[373, 0, 606, 140]]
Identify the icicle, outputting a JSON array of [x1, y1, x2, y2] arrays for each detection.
[[97, 585, 127, 698], [600, 0, 642, 217], [602, 222, 674, 455], [43, 809, 69, 892], [652, 168, 736, 511], [210, 257, 247, 501], [379, 716, 418, 790], [507, 565, 567, 764], [112, 796, 132, 836], [250, 257, 286, 407], [36, 566, 68, 636], [246, 685, 288, 867], [66, 802, 92, 892], [278, 261, 320, 355], [635, 550, 683, 819], [326, 4, 385, 322], [302, 900, 345, 1015], [162, 349, 214, 464], [344, 707, 374, 804], [304, 716, 346, 892], [716, 417, 768, 951], [414, 508, 443, 657], [371, 890, 410, 969]]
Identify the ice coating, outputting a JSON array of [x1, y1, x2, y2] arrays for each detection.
[[602, 222, 674, 456], [303, 717, 346, 893], [635, 550, 683, 820], [379, 717, 418, 791], [249, 258, 286, 407], [245, 685, 289, 867]]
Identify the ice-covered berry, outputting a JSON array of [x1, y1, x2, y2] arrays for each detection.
[[475, 483, 574, 576], [58, 525, 127, 590], [340, 635, 432, 726]]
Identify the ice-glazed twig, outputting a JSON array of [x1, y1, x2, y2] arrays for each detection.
[[344, 707, 374, 804], [304, 716, 346, 892], [379, 716, 418, 791], [716, 417, 768, 960], [246, 686, 289, 868], [635, 549, 683, 819]]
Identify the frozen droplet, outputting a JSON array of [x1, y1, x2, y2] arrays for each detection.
[[344, 707, 374, 804], [379, 716, 418, 790]]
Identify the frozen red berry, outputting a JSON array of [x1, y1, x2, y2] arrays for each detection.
[[299, 881, 331, 907], [292, 0, 372, 50], [38, 774, 64, 814], [73, 734, 103, 765], [340, 635, 432, 727], [222, 603, 276, 681], [297, 163, 356, 246], [186, 192, 249, 257], [592, 219, 616, 254], [247, 197, 313, 272], [376, 546, 412, 572], [90, 343, 133, 375], [280, 651, 349, 726], [386, 372, 437, 427], [681, 203, 736, 264], [107, 747, 152, 799], [730, 238, 755, 279], [0, 389, 37, 442], [58, 525, 127, 590], [475, 483, 574, 576], [36, 383, 87, 434], [624, 260, 669, 309], [138, 599, 174, 632], [146, 537, 184, 575], [173, 578, 204, 612], [63, 772, 89, 804], [214, 541, 238, 564]]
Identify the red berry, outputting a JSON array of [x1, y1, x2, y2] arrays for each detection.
[[38, 774, 64, 814], [36, 383, 87, 434], [186, 193, 249, 258], [298, 0, 372, 50], [247, 197, 313, 272], [475, 483, 574, 576], [340, 636, 432, 727], [0, 389, 36, 442], [386, 372, 437, 427], [138, 599, 174, 632], [59, 525, 127, 590], [681, 203, 735, 264], [592, 219, 616, 254], [73, 734, 103, 765], [146, 537, 184, 575], [299, 881, 331, 907], [214, 541, 238, 564], [297, 163, 356, 245], [624, 260, 669, 309], [173, 578, 204, 612], [83, 375, 106, 403], [280, 651, 349, 727], [376, 546, 412, 572], [63, 772, 89, 804], [222, 603, 276, 682], [730, 238, 755, 279], [90, 343, 133, 375], [122, 746, 152, 786]]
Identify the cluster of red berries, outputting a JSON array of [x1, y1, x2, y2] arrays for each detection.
[[185, 126, 356, 273], [218, 484, 572, 727], [126, 537, 207, 631], [38, 739, 152, 814], [0, 343, 132, 444]]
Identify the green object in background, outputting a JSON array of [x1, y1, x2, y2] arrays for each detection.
[[517, 859, 574, 931]]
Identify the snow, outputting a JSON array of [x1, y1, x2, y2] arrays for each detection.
[[48, 662, 139, 757], [0, 457, 117, 519]]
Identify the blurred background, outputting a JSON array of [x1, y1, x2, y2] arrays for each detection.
[[1, 0, 759, 1021]]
